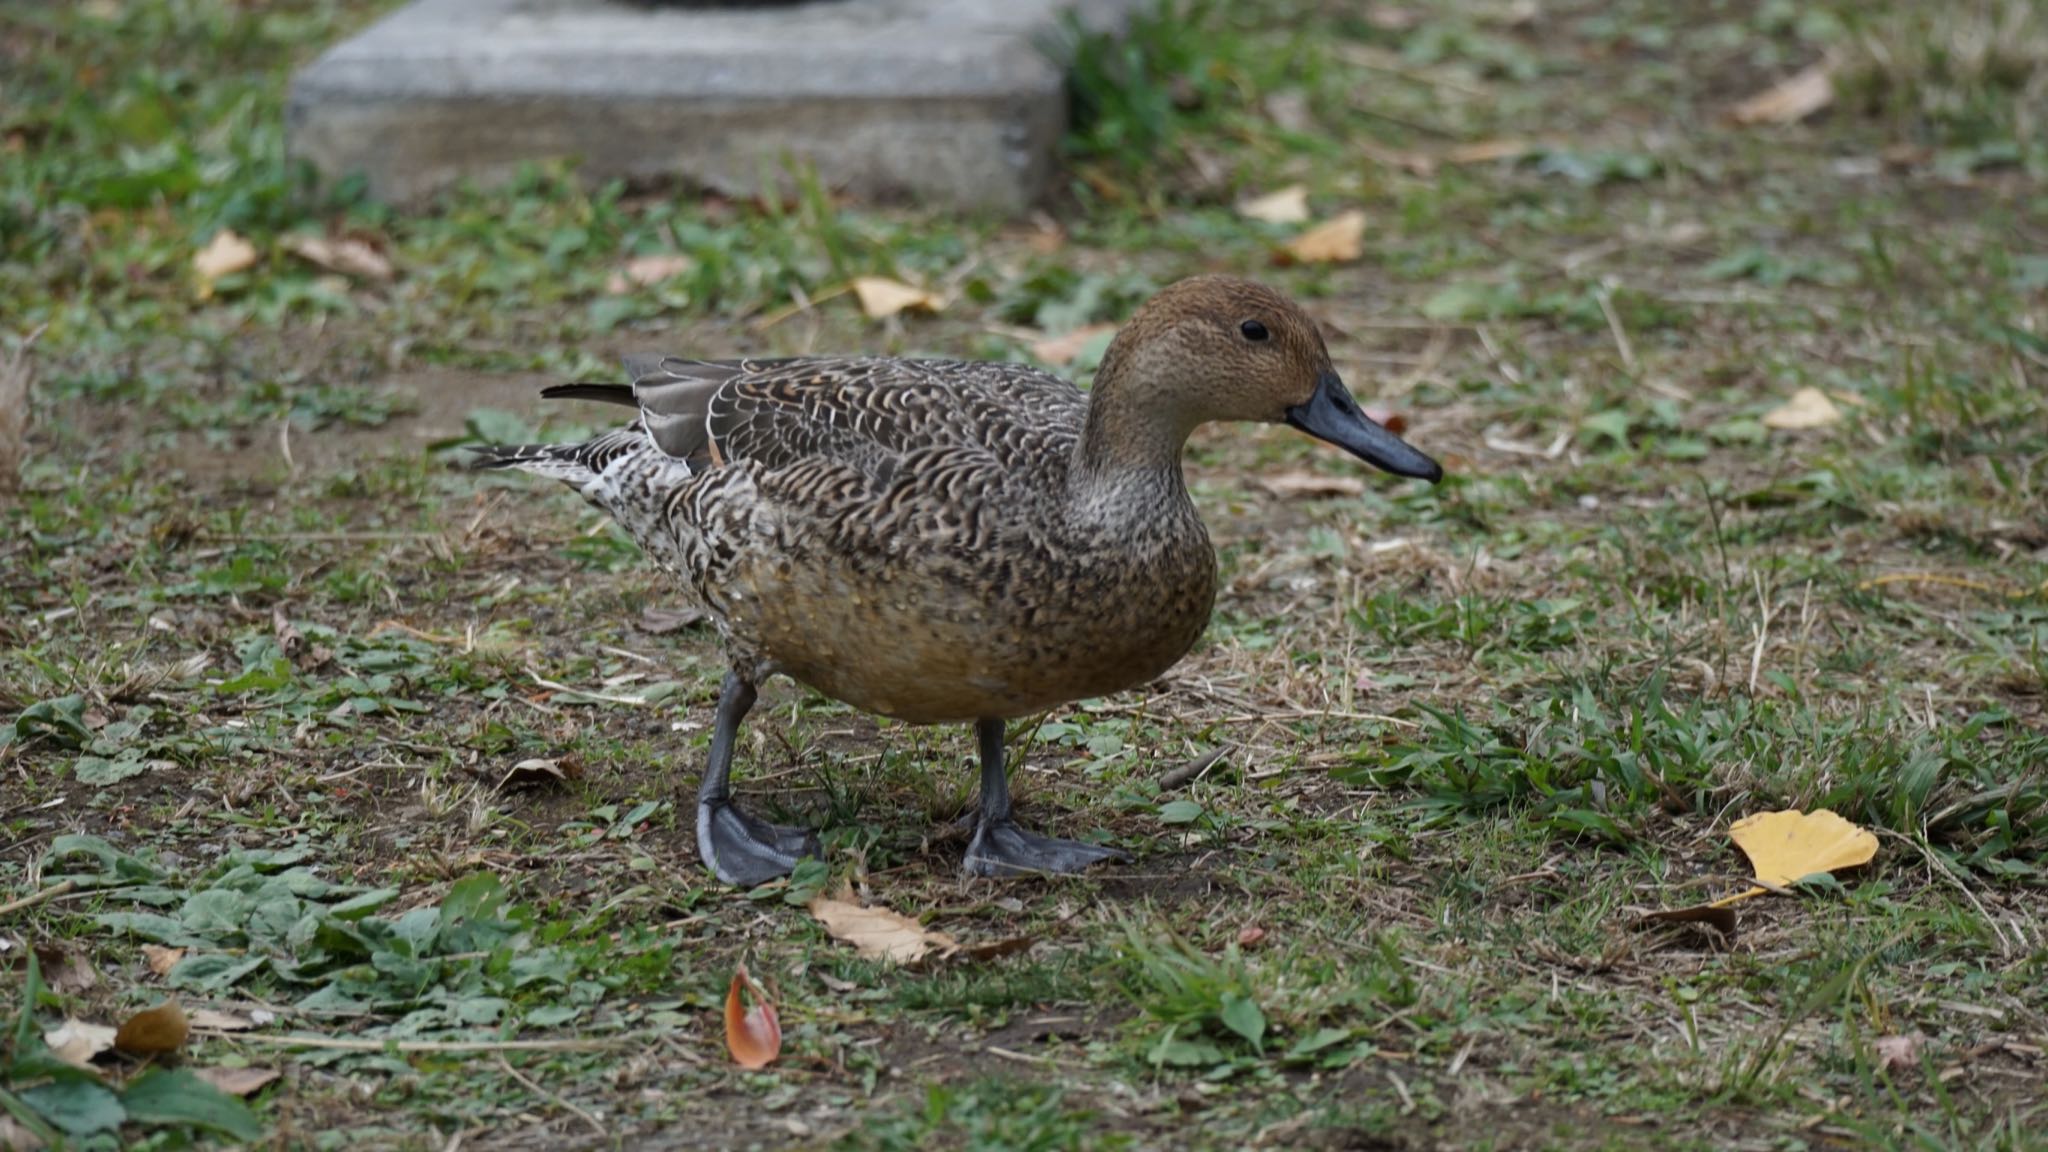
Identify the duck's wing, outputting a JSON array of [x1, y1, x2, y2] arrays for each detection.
[[554, 356, 1087, 477]]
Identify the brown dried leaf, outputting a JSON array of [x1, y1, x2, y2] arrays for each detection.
[[142, 945, 185, 978], [1633, 903, 1739, 936], [186, 1008, 258, 1032], [0, 1113, 45, 1151], [724, 962, 781, 1069], [1235, 185, 1311, 225], [1261, 90, 1315, 134], [1237, 925, 1267, 948], [852, 277, 944, 320], [1442, 137, 1540, 165], [192, 1066, 281, 1097], [806, 894, 958, 965], [43, 1018, 117, 1070], [605, 253, 694, 295], [497, 756, 583, 791], [1281, 210, 1367, 264], [1761, 387, 1842, 430], [1875, 1033, 1923, 1073], [271, 605, 303, 659], [1729, 63, 1834, 126], [1256, 471, 1367, 499], [114, 999, 189, 1056], [192, 230, 257, 296], [955, 936, 1036, 963], [0, 331, 34, 495], [281, 234, 394, 281], [36, 946, 98, 995], [1029, 324, 1119, 366]]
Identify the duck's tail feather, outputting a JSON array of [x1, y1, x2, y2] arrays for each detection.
[[464, 426, 658, 489], [540, 382, 637, 406]]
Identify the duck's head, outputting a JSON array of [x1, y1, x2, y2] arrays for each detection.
[[1103, 275, 1443, 483]]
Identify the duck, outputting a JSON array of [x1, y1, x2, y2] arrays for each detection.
[[471, 275, 1442, 886]]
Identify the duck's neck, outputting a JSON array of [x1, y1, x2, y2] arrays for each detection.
[[1071, 349, 1197, 492]]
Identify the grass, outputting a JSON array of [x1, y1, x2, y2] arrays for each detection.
[[2, 0, 2046, 1148]]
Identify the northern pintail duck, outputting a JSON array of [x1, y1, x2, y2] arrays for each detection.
[[473, 276, 1442, 885]]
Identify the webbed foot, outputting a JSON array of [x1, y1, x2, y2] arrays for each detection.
[[697, 798, 821, 888], [963, 818, 1128, 877]]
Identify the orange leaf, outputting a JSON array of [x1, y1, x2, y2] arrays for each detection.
[[724, 962, 781, 1069]]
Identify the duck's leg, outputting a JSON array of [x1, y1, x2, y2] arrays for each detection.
[[963, 717, 1129, 877], [696, 672, 821, 887]]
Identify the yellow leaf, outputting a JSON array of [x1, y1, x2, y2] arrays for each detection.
[[192, 230, 257, 297], [1282, 210, 1367, 264], [1761, 387, 1842, 430], [1729, 63, 1834, 126], [1235, 185, 1310, 225], [113, 999, 188, 1056], [1714, 809, 1878, 907], [723, 961, 781, 1070], [806, 893, 958, 964], [142, 945, 184, 977], [851, 277, 944, 320]]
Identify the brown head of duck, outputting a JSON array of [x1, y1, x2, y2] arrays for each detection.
[[1074, 275, 1443, 484]]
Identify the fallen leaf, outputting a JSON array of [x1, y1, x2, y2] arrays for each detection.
[[1761, 387, 1843, 431], [1256, 471, 1367, 499], [724, 962, 781, 1069], [142, 945, 185, 977], [1712, 808, 1879, 908], [280, 234, 394, 281], [1237, 925, 1267, 948], [36, 946, 98, 995], [1875, 1032, 1923, 1073], [0, 331, 34, 495], [806, 893, 958, 965], [192, 1066, 280, 1097], [192, 230, 257, 297], [1029, 324, 1118, 366], [1730, 62, 1834, 126], [0, 1114, 45, 1151], [1236, 185, 1311, 225], [1361, 405, 1408, 435], [1633, 903, 1739, 936], [1261, 90, 1315, 134], [1442, 138, 1540, 165], [496, 756, 583, 791], [638, 605, 705, 633], [1281, 210, 1367, 264], [605, 253, 694, 295], [955, 936, 1036, 963], [185, 1008, 257, 1032], [114, 999, 189, 1056], [851, 277, 943, 320], [272, 604, 302, 659], [43, 1019, 117, 1070]]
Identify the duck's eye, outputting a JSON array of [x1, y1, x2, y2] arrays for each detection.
[[1240, 320, 1270, 342]]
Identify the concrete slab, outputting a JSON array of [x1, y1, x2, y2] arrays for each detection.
[[287, 0, 1142, 212]]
